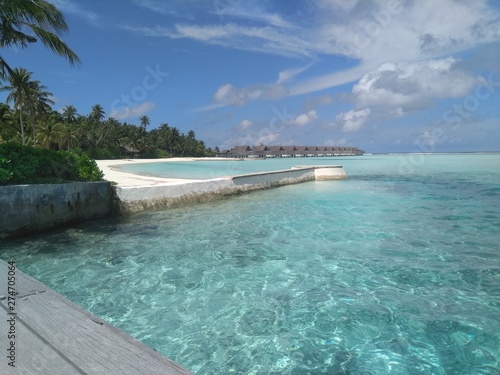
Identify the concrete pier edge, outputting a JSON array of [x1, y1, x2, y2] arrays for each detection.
[[113, 165, 347, 215]]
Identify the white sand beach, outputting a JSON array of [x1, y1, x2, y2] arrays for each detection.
[[96, 158, 236, 186]]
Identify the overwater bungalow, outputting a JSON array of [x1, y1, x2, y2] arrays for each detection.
[[225, 145, 364, 158], [230, 145, 253, 158], [266, 145, 285, 158], [281, 146, 297, 158], [252, 145, 270, 158], [306, 146, 318, 157]]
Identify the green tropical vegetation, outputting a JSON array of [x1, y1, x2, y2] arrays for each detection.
[[0, 0, 215, 185], [0, 142, 103, 184], [0, 0, 80, 80]]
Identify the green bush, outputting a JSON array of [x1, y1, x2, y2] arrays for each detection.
[[62, 150, 105, 181], [87, 147, 117, 160], [0, 157, 12, 184], [141, 148, 171, 159], [0, 142, 104, 185]]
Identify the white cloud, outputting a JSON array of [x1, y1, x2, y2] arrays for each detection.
[[237, 119, 253, 131], [49, 0, 98, 23], [416, 130, 439, 147], [213, 5, 294, 28], [291, 0, 500, 95], [132, 0, 204, 19], [335, 108, 371, 132], [219, 130, 280, 149], [126, 0, 500, 102], [324, 138, 348, 146], [128, 0, 500, 63], [109, 101, 155, 120], [314, 0, 361, 15], [128, 23, 314, 58], [352, 58, 476, 113], [255, 130, 280, 145], [276, 64, 313, 84], [212, 83, 287, 106], [202, 64, 308, 110], [286, 110, 318, 127]]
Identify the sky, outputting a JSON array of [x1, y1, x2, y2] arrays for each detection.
[[2, 0, 500, 152]]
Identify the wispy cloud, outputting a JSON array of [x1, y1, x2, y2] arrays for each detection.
[[324, 138, 348, 146], [109, 101, 155, 120], [276, 64, 313, 84], [211, 82, 287, 107], [131, 0, 204, 19], [49, 0, 98, 23], [124, 0, 500, 111], [124, 23, 315, 59], [212, 5, 294, 28], [236, 119, 254, 132]]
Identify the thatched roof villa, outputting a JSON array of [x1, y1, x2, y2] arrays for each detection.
[[222, 145, 364, 158]]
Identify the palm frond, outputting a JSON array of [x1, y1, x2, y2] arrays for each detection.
[[28, 25, 81, 66]]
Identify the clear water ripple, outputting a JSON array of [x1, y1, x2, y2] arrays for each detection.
[[1, 154, 499, 374]]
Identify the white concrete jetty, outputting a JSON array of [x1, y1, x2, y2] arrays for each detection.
[[114, 165, 347, 215], [292, 165, 347, 180], [0, 260, 193, 375]]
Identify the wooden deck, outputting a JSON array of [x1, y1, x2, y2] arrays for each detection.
[[0, 260, 193, 375]]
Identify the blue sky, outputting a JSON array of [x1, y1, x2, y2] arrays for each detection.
[[2, 0, 500, 152]]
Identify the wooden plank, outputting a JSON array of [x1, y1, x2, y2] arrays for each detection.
[[0, 261, 193, 375], [0, 263, 46, 298], [0, 304, 81, 375]]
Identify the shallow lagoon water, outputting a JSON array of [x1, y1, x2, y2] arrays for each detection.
[[1, 154, 499, 374]]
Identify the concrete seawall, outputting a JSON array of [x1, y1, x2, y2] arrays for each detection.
[[0, 166, 346, 237], [0, 181, 112, 239], [114, 165, 346, 215]]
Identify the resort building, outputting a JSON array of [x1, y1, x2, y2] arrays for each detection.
[[222, 145, 364, 158]]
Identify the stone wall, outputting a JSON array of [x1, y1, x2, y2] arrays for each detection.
[[113, 166, 346, 215], [0, 182, 112, 239], [0, 166, 347, 238]]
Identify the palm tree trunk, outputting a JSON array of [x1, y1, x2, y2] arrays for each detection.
[[19, 107, 25, 145], [32, 118, 36, 146]]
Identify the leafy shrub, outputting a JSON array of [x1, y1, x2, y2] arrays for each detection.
[[61, 150, 104, 181], [0, 157, 12, 184], [141, 148, 171, 159], [0, 142, 104, 185], [87, 147, 117, 160]]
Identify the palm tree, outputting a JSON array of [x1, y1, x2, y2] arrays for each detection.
[[0, 0, 80, 81], [59, 122, 78, 150], [0, 103, 13, 125], [181, 130, 196, 157], [61, 105, 78, 124], [38, 115, 65, 149], [27, 80, 54, 145], [89, 104, 105, 125], [96, 117, 119, 148], [168, 126, 181, 156], [1, 68, 54, 146], [139, 115, 150, 132], [0, 68, 33, 144], [0, 103, 16, 143]]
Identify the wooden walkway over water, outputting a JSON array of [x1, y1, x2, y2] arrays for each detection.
[[0, 260, 193, 375]]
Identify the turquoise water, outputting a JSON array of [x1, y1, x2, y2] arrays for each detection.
[[1, 154, 499, 374], [116, 156, 364, 179]]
